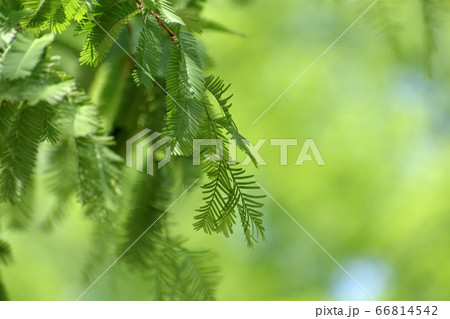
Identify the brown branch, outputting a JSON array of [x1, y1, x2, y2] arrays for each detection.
[[151, 11, 178, 42], [134, 0, 144, 9]]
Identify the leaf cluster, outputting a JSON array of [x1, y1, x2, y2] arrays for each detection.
[[0, 0, 264, 300]]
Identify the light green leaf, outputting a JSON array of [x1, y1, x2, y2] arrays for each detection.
[[133, 14, 163, 90], [26, 79, 76, 105], [1, 33, 54, 80], [155, 0, 185, 25], [79, 1, 140, 66]]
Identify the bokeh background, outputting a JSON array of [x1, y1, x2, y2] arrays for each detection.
[[2, 0, 450, 300]]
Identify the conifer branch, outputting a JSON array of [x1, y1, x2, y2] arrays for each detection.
[[151, 10, 178, 41], [135, 0, 145, 9]]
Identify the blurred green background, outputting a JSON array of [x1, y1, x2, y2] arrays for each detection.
[[2, 0, 450, 300]]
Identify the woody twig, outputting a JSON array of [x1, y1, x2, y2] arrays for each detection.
[[151, 11, 178, 41], [134, 0, 144, 9]]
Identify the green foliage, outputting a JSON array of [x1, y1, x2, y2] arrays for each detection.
[[165, 29, 204, 154], [47, 0, 87, 34], [133, 14, 162, 91], [204, 76, 257, 165], [0, 28, 121, 214], [0, 0, 26, 31], [152, 0, 185, 25], [0, 0, 448, 301], [22, 0, 90, 33], [75, 136, 122, 216], [40, 139, 77, 231], [0, 0, 267, 300], [194, 82, 265, 247], [149, 236, 217, 300], [0, 103, 45, 203], [78, 0, 141, 66], [57, 91, 99, 138], [119, 170, 217, 300], [43, 89, 120, 222], [1, 33, 54, 80], [22, 0, 58, 28], [0, 31, 75, 109], [0, 102, 20, 138]]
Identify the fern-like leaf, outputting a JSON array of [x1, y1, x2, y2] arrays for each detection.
[[57, 91, 99, 137], [204, 75, 257, 166], [0, 103, 45, 203], [75, 136, 122, 216], [79, 0, 140, 66], [153, 0, 185, 25], [26, 79, 76, 105], [39, 102, 60, 144], [0, 102, 20, 138], [0, 32, 54, 80], [133, 13, 163, 90], [0, 0, 26, 32], [41, 138, 77, 231], [165, 29, 204, 154], [22, 0, 60, 29], [195, 99, 265, 247], [46, 0, 87, 33], [150, 235, 217, 300]]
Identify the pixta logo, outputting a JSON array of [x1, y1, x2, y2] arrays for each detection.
[[127, 129, 325, 176], [193, 138, 325, 167], [126, 129, 172, 176]]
